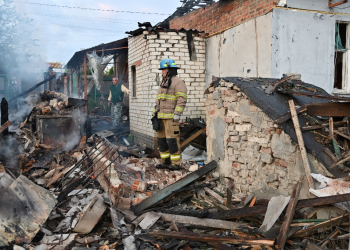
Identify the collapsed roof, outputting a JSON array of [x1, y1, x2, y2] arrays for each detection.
[[66, 38, 128, 70], [215, 76, 350, 178]]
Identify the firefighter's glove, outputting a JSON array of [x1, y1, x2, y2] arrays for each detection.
[[173, 114, 180, 122]]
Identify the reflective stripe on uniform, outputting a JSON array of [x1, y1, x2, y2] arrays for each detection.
[[175, 92, 187, 99], [156, 94, 177, 101], [158, 113, 174, 119], [170, 154, 181, 161], [160, 153, 170, 159], [175, 106, 183, 113]]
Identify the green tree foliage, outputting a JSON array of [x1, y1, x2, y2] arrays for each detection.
[[0, 0, 34, 72], [104, 67, 114, 76]]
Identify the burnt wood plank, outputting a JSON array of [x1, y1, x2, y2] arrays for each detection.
[[307, 103, 350, 117], [208, 193, 350, 220], [289, 99, 314, 189], [276, 181, 302, 249], [149, 231, 275, 246]]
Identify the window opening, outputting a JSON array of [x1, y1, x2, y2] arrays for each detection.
[[334, 22, 348, 90], [131, 66, 136, 97]]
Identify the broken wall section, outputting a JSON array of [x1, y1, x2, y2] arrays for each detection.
[[205, 80, 329, 199], [128, 31, 206, 148], [169, 0, 276, 35]]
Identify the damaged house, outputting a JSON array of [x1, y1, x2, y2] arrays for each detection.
[[205, 76, 350, 199], [126, 25, 207, 148], [4, 1, 350, 249], [170, 0, 350, 94]]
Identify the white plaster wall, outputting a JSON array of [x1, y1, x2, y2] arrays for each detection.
[[271, 8, 350, 93], [205, 13, 273, 86], [287, 0, 350, 14]]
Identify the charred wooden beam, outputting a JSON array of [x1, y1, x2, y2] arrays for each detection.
[[149, 231, 275, 246], [1, 98, 9, 136], [208, 193, 350, 220], [277, 89, 350, 102], [8, 75, 55, 103], [276, 181, 302, 249], [307, 103, 350, 117], [329, 0, 348, 8], [301, 121, 346, 131]]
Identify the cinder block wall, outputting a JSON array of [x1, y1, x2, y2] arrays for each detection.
[[170, 0, 276, 35], [205, 79, 330, 199], [128, 31, 206, 148]]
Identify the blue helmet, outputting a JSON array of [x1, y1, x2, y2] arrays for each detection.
[[159, 58, 180, 70]]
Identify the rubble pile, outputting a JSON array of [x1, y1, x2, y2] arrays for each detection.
[[4, 90, 350, 249], [2, 135, 350, 249]]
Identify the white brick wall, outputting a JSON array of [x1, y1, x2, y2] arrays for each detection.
[[128, 31, 206, 144]]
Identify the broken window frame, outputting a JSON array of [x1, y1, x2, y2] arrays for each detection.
[[334, 21, 349, 93]]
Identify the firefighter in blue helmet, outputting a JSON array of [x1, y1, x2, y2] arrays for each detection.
[[152, 58, 187, 170]]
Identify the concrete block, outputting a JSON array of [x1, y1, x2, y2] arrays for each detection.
[[235, 124, 252, 132], [155, 39, 166, 43], [230, 136, 240, 142], [147, 35, 158, 39], [266, 173, 278, 183], [159, 35, 171, 39], [260, 152, 273, 164]]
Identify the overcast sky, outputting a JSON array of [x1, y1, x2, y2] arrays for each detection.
[[12, 0, 183, 64]]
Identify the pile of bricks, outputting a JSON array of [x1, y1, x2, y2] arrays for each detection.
[[170, 0, 277, 35], [113, 156, 190, 209], [128, 30, 207, 148], [205, 79, 309, 197]]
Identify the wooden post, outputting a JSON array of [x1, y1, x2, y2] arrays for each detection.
[[329, 117, 334, 138], [289, 99, 314, 189], [84, 54, 87, 112], [70, 71, 73, 97], [276, 181, 302, 249], [77, 72, 80, 97], [1, 98, 9, 136], [113, 54, 117, 78]]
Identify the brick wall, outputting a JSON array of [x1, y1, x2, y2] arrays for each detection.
[[170, 0, 276, 35], [205, 79, 329, 199], [128, 30, 206, 148]]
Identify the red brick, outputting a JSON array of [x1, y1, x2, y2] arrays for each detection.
[[169, 0, 276, 35], [209, 110, 215, 115], [225, 117, 233, 123], [233, 163, 239, 168], [276, 159, 288, 168], [260, 147, 272, 155]]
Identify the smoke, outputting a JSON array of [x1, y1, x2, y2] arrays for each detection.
[[7, 94, 38, 129], [61, 108, 87, 152], [0, 134, 19, 169], [0, 0, 48, 101]]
